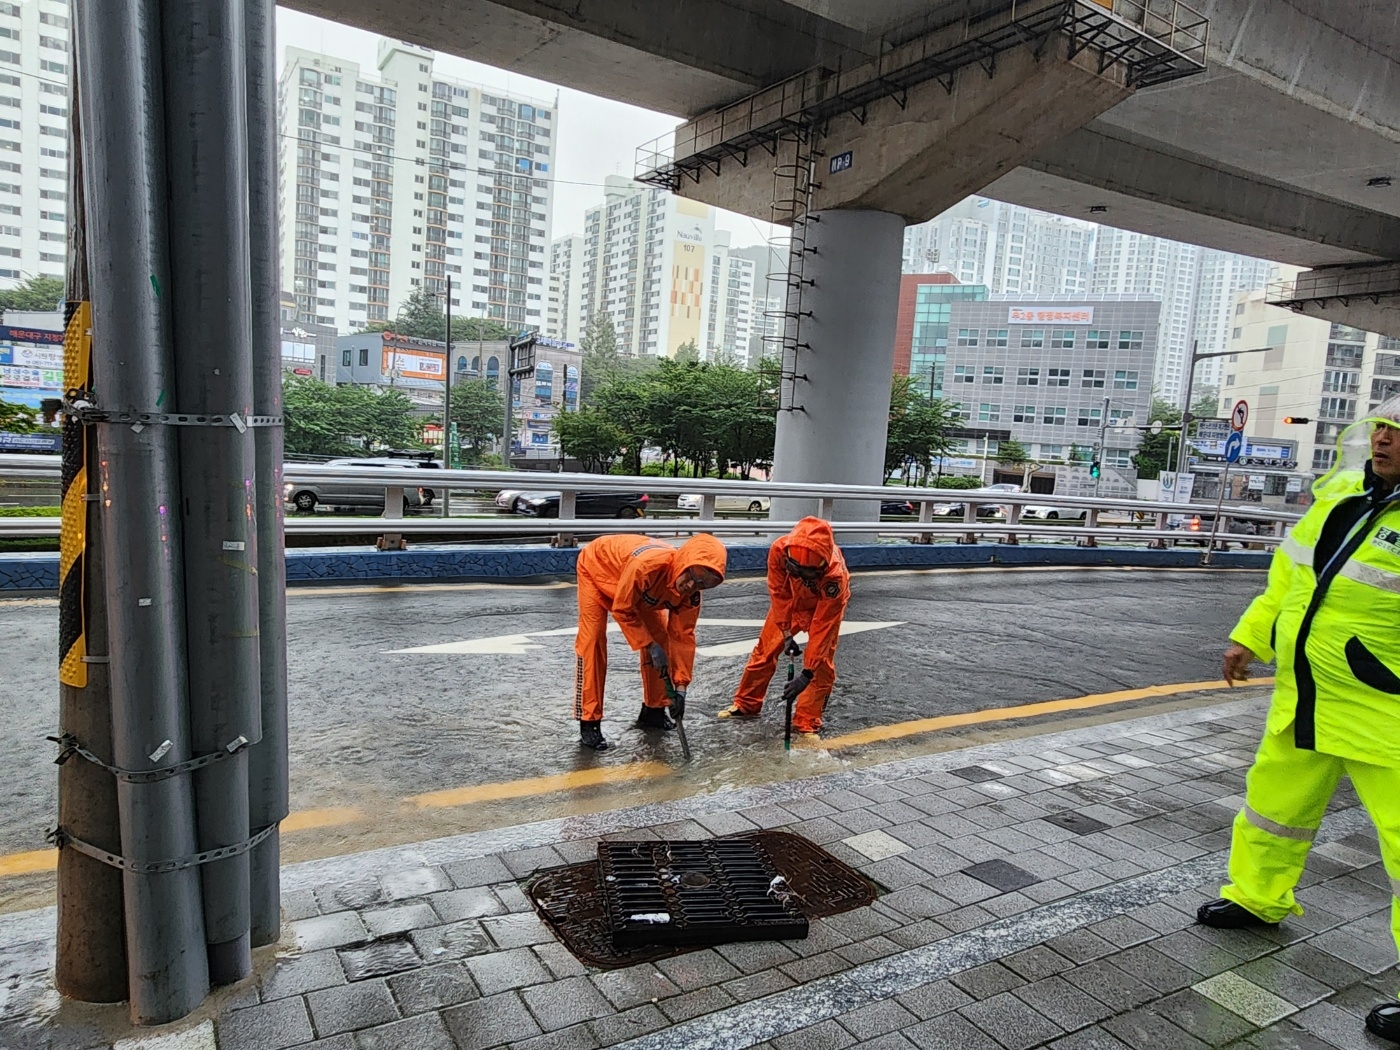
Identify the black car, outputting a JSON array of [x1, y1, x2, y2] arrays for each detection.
[[512, 490, 649, 518], [880, 499, 915, 517]]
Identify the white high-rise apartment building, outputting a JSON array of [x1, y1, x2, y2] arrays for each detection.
[[1190, 250, 1274, 390], [546, 234, 584, 343], [0, 0, 71, 288], [278, 40, 555, 333], [703, 234, 757, 363], [901, 198, 1095, 298], [574, 176, 727, 358]]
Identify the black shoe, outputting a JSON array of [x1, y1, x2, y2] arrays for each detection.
[[636, 705, 675, 731], [579, 721, 609, 751], [1196, 898, 1276, 929], [1367, 1002, 1400, 1042]]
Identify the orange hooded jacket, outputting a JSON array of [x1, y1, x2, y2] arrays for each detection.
[[768, 517, 849, 663], [575, 533, 728, 687]]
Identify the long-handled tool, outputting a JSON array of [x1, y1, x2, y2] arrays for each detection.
[[784, 639, 802, 751], [659, 668, 692, 763]]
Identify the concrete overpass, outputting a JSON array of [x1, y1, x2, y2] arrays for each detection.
[[289, 0, 1400, 273]]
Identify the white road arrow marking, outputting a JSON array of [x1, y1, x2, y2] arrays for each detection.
[[387, 620, 905, 657]]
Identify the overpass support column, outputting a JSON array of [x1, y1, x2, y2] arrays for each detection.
[[771, 210, 904, 523]]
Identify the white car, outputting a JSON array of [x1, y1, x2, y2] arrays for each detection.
[[677, 493, 770, 514], [495, 488, 523, 510], [1021, 505, 1088, 520]]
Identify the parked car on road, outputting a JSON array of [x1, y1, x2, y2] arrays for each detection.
[[880, 499, 915, 517], [512, 491, 650, 518], [1169, 512, 1272, 547], [1021, 504, 1088, 521], [284, 458, 429, 514], [495, 488, 524, 510], [677, 493, 770, 513]]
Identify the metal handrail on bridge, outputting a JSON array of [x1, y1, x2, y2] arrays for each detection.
[[2, 458, 1300, 549]]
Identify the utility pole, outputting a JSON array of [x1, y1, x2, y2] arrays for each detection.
[[1094, 394, 1111, 496], [1176, 340, 1280, 475], [443, 272, 453, 469]]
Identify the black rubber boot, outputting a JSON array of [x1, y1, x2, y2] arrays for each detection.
[[636, 704, 675, 731], [579, 720, 609, 751], [1196, 898, 1276, 929], [1367, 1002, 1400, 1042]]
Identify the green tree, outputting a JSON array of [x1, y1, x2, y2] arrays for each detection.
[[885, 375, 958, 483], [358, 287, 512, 343], [1191, 385, 1221, 421], [1132, 397, 1183, 480], [554, 408, 626, 473], [450, 379, 505, 462], [362, 386, 424, 451], [282, 376, 427, 456], [996, 438, 1034, 488], [0, 275, 64, 313], [0, 397, 40, 433], [673, 339, 700, 364]]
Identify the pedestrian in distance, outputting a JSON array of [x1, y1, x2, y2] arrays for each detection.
[[718, 516, 850, 737], [573, 533, 727, 751], [1198, 396, 1400, 1043]]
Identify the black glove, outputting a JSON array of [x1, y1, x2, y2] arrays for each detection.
[[783, 637, 802, 657], [782, 669, 813, 704], [647, 642, 669, 674], [671, 687, 686, 721]]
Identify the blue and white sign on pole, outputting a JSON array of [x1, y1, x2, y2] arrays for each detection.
[[1224, 430, 1244, 464]]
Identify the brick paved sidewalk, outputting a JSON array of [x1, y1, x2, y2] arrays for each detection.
[[3, 691, 1396, 1050]]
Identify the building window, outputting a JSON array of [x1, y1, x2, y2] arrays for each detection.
[[1105, 448, 1133, 468], [1047, 368, 1070, 387], [1016, 367, 1040, 386], [956, 328, 979, 347], [1312, 447, 1337, 472], [358, 347, 369, 367], [341, 349, 350, 366], [1112, 370, 1139, 390], [1077, 406, 1103, 427], [1317, 396, 1356, 421], [982, 366, 1004, 385], [986, 329, 1008, 348], [978, 403, 1001, 423], [1326, 342, 1365, 368], [1235, 302, 1246, 315], [953, 364, 975, 384], [1085, 330, 1109, 350], [1019, 329, 1044, 349], [1117, 331, 1143, 351], [1041, 407, 1066, 426], [1081, 369, 1106, 388], [1050, 330, 1075, 350], [1012, 405, 1036, 423]]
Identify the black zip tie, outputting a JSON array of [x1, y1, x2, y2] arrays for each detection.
[[48, 822, 278, 875], [49, 732, 249, 783]]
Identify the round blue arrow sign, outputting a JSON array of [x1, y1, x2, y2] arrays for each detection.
[[1225, 430, 1244, 464]]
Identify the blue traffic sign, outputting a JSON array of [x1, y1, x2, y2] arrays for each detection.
[[1224, 431, 1244, 464]]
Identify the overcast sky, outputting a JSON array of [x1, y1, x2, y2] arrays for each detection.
[[275, 9, 782, 249]]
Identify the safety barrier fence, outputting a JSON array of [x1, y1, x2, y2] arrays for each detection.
[[2, 459, 1301, 549]]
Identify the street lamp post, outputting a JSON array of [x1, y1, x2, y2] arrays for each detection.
[[1176, 340, 1281, 475], [442, 273, 453, 469]]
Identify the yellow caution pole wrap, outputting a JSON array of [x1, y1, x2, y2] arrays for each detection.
[[58, 300, 92, 688]]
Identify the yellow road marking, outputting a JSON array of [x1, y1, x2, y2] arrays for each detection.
[[408, 760, 673, 809], [0, 679, 1266, 879], [821, 677, 1274, 749]]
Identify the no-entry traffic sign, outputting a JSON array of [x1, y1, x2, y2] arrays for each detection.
[[1231, 399, 1249, 431]]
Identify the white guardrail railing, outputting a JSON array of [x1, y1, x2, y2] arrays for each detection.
[[0, 457, 1300, 548]]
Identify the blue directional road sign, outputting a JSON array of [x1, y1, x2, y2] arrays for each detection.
[[1224, 430, 1244, 464]]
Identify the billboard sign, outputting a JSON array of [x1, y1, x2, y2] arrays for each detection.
[[0, 364, 64, 389], [1008, 306, 1094, 324], [381, 347, 445, 381], [0, 343, 64, 368]]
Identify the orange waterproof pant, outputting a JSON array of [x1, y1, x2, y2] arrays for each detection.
[[731, 615, 836, 733], [573, 572, 672, 723]]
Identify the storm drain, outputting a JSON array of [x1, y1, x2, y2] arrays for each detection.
[[526, 830, 877, 969]]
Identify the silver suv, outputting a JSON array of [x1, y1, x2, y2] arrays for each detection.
[[284, 458, 431, 514]]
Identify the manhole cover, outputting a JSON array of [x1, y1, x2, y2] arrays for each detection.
[[526, 830, 877, 969]]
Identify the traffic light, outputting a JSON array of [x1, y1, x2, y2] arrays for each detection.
[[1282, 416, 1311, 424], [1090, 460, 1101, 479]]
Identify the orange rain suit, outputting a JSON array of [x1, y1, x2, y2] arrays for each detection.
[[573, 534, 728, 723], [732, 517, 850, 733]]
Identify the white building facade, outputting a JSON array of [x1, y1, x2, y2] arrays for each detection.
[[278, 40, 555, 334], [0, 0, 71, 289]]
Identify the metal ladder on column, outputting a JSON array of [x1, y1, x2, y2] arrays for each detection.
[[760, 130, 822, 415]]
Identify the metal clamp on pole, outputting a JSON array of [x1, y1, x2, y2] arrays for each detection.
[[69, 408, 282, 431], [50, 732, 250, 784], [48, 822, 278, 876]]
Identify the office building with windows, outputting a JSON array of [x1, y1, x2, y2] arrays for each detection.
[[892, 274, 988, 399], [1219, 293, 1396, 496], [278, 40, 555, 334], [0, 0, 71, 288], [941, 297, 1160, 495]]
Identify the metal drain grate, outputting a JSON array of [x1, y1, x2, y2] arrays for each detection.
[[526, 831, 877, 968], [599, 838, 807, 950]]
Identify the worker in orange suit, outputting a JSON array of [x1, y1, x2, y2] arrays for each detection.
[[574, 533, 727, 751], [719, 517, 849, 736]]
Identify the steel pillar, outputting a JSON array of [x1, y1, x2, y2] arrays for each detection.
[[770, 209, 905, 523], [74, 0, 210, 1022], [160, 0, 263, 985]]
